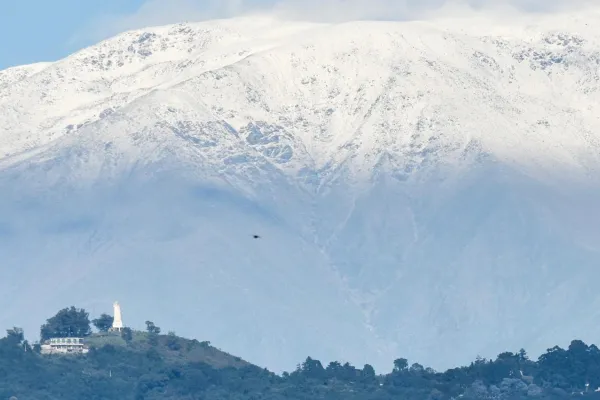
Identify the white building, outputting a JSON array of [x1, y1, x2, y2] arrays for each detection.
[[40, 337, 89, 355]]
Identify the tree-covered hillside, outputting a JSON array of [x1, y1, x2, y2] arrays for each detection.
[[2, 307, 600, 400]]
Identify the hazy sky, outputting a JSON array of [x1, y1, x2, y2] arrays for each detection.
[[0, 0, 592, 70], [0, 0, 143, 70]]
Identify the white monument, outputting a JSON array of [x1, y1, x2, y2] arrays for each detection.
[[109, 301, 124, 332]]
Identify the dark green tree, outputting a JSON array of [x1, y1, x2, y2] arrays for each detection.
[[410, 363, 425, 373], [40, 306, 91, 341], [6, 327, 24, 343], [362, 363, 376, 381], [145, 321, 161, 335], [92, 313, 114, 332], [121, 327, 133, 342], [326, 361, 343, 378], [146, 321, 161, 346], [394, 358, 409, 372], [518, 348, 528, 361], [299, 357, 325, 379]]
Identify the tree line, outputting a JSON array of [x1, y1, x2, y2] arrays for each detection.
[[2, 305, 600, 399]]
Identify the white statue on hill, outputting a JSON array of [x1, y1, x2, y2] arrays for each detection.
[[110, 301, 124, 332]]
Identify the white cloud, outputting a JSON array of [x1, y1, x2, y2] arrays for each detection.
[[70, 0, 595, 47]]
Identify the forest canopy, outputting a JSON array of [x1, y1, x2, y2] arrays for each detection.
[[2, 306, 600, 400]]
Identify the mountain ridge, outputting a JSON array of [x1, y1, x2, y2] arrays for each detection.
[[3, 12, 600, 179]]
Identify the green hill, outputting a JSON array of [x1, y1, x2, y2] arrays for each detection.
[[4, 307, 600, 399], [1, 329, 265, 400]]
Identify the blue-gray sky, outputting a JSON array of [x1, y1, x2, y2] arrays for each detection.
[[1, 0, 268, 69], [0, 0, 590, 70], [0, 0, 145, 70]]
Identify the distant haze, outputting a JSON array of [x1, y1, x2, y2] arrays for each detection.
[[1, 10, 600, 372], [72, 0, 596, 46]]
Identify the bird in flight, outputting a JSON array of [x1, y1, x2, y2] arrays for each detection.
[[253, 235, 261, 239]]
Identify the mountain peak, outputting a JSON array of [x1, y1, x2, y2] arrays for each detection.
[[2, 13, 600, 183]]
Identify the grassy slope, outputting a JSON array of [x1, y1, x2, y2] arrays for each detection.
[[84, 331, 249, 368]]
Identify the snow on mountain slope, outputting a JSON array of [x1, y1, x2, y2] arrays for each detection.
[[0, 16, 324, 160], [1, 10, 600, 372]]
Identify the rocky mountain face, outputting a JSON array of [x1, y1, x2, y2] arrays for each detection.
[[1, 11, 600, 372]]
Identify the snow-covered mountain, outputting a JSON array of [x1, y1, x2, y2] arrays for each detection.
[[2, 10, 600, 372]]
